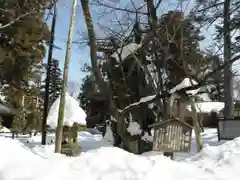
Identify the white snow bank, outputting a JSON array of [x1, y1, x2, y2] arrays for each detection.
[[2, 133, 240, 179], [186, 137, 240, 178], [47, 92, 87, 129], [187, 102, 225, 113], [0, 137, 47, 180], [170, 78, 199, 95]]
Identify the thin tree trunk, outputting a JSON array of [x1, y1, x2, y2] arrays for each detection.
[[54, 0, 77, 153], [42, 4, 57, 145], [223, 0, 233, 119], [190, 97, 202, 152]]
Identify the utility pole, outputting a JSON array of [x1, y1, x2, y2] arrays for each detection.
[[42, 4, 57, 145], [54, 0, 77, 153]]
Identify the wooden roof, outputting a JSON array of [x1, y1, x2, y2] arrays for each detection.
[[148, 117, 193, 129]]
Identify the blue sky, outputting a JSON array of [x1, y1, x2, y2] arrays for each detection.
[[44, 0, 214, 85], [44, 1, 90, 83]]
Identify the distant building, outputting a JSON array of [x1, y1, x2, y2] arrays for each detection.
[[0, 101, 15, 129]]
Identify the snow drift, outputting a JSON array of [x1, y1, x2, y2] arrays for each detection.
[[0, 134, 240, 180]]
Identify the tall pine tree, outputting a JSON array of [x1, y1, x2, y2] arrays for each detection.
[[41, 58, 63, 105]]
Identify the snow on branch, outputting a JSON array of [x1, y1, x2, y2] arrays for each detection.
[[170, 78, 200, 95], [119, 95, 157, 114], [110, 43, 142, 62], [119, 78, 202, 115]]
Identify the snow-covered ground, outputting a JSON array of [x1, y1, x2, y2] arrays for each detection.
[[0, 128, 238, 180]]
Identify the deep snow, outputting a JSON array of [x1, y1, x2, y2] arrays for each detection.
[[0, 128, 237, 180]]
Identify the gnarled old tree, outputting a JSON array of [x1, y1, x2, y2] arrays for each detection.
[[81, 0, 240, 154]]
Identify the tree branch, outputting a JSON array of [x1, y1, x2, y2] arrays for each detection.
[[0, 11, 36, 29], [119, 54, 240, 115], [155, 0, 164, 10], [0, 1, 57, 29], [91, 0, 148, 15]]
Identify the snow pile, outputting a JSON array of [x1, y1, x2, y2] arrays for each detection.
[[0, 137, 47, 180], [190, 138, 240, 163], [186, 138, 240, 178], [1, 129, 240, 179], [47, 92, 87, 129], [127, 122, 142, 136], [170, 78, 200, 95]]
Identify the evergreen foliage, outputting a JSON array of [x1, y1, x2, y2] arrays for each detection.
[[41, 58, 63, 105], [0, 0, 52, 131]]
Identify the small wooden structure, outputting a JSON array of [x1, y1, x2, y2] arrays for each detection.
[[149, 118, 192, 152]]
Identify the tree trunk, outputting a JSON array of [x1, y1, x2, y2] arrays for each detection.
[[223, 0, 233, 119], [54, 0, 77, 153], [190, 97, 202, 152]]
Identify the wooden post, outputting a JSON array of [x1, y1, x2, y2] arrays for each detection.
[[190, 97, 203, 152], [54, 0, 77, 153]]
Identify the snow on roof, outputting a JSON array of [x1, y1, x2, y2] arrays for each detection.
[[170, 78, 200, 95], [187, 102, 225, 113], [110, 43, 142, 62], [47, 92, 86, 129]]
